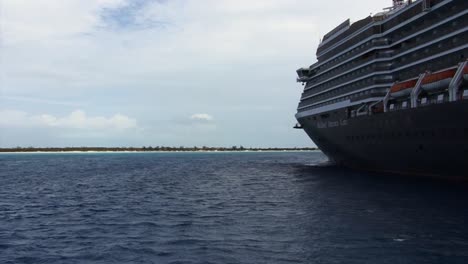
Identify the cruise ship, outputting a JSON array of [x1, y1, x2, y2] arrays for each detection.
[[295, 0, 468, 177]]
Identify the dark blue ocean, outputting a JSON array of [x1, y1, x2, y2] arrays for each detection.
[[1, 151, 468, 264]]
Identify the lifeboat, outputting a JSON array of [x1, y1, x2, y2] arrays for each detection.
[[421, 68, 456, 92], [389, 79, 417, 97]]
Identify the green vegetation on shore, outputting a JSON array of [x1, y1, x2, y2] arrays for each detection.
[[0, 146, 318, 153]]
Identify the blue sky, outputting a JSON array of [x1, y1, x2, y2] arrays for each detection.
[[0, 0, 389, 147]]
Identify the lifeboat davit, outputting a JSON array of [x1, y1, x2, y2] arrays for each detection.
[[463, 64, 468, 82], [390, 79, 417, 97], [421, 68, 456, 92]]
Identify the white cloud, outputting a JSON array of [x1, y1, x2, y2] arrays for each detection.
[[190, 113, 214, 121], [0, 109, 137, 130], [0, 0, 389, 147], [2, 96, 82, 107], [1, 0, 126, 44]]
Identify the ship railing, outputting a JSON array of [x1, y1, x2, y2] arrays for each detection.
[[355, 104, 368, 117], [346, 99, 385, 118]]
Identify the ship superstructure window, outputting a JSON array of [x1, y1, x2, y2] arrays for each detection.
[[296, 0, 468, 120], [463, 90, 468, 98], [422, 0, 432, 11], [437, 94, 444, 103], [311, 2, 465, 75]]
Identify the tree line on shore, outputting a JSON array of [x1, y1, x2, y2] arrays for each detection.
[[0, 146, 318, 152]]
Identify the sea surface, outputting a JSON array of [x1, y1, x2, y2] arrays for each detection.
[[1, 151, 468, 264]]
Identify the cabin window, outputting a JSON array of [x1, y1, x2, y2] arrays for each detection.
[[421, 97, 428, 104], [437, 94, 444, 103], [402, 101, 408, 108], [389, 104, 395, 110], [463, 90, 468, 98]]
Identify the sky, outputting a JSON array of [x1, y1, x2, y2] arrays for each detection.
[[0, 0, 390, 148]]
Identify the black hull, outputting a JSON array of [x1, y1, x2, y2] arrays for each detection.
[[297, 100, 468, 178]]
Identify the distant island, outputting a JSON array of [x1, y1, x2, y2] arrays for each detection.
[[0, 146, 318, 153]]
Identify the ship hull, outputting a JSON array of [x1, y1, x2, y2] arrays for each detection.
[[297, 100, 468, 178]]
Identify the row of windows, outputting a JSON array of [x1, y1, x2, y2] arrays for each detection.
[[400, 19, 465, 55], [304, 38, 466, 106], [313, 13, 463, 84], [306, 53, 378, 88], [317, 39, 376, 74], [321, 0, 458, 60], [305, 66, 376, 95], [387, 91, 459, 111], [395, 50, 467, 81], [382, 0, 461, 33], [301, 76, 391, 108], [319, 27, 375, 62], [307, 20, 465, 94], [312, 1, 459, 76], [299, 89, 384, 112], [317, 16, 373, 55], [301, 81, 373, 107], [380, 2, 427, 33], [301, 83, 467, 121], [394, 32, 468, 73]]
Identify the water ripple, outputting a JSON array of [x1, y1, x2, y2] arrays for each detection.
[[0, 152, 468, 263]]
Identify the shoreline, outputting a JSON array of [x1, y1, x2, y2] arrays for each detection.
[[0, 150, 320, 154], [0, 148, 319, 154]]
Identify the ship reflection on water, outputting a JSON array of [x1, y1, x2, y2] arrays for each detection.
[[293, 159, 468, 263]]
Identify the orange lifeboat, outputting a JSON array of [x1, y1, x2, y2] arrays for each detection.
[[421, 68, 456, 92], [390, 79, 417, 97]]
